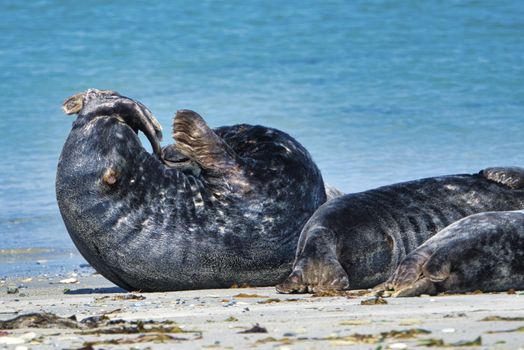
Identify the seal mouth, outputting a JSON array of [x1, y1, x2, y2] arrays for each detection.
[[62, 89, 164, 159]]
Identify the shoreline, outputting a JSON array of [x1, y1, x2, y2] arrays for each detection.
[[1, 272, 523, 349]]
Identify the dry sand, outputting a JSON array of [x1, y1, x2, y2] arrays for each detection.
[[1, 271, 523, 349]]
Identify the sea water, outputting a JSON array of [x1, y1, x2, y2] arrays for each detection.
[[1, 0, 523, 276]]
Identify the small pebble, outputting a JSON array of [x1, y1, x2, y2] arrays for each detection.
[[442, 328, 455, 333], [7, 286, 19, 294]]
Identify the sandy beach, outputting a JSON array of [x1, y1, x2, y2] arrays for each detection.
[[1, 269, 523, 349]]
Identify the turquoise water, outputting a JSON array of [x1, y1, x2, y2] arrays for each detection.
[[1, 1, 523, 275]]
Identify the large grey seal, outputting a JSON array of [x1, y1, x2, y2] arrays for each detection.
[[56, 89, 327, 292], [379, 209, 524, 296], [276, 168, 524, 293]]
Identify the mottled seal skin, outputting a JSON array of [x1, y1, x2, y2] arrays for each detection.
[[379, 210, 524, 296], [56, 89, 326, 292], [277, 168, 524, 293]]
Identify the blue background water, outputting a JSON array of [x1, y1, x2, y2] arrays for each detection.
[[1, 0, 523, 275]]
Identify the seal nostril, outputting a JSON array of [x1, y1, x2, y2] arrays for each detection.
[[102, 168, 118, 186]]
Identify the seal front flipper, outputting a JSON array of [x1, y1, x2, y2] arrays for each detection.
[[276, 227, 349, 294], [172, 109, 247, 191], [481, 167, 524, 189], [62, 89, 163, 158]]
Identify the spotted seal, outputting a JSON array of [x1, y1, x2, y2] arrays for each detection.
[[57, 89, 327, 292], [379, 209, 524, 296], [276, 168, 524, 293]]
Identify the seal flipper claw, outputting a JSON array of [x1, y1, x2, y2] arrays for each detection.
[[481, 167, 524, 189]]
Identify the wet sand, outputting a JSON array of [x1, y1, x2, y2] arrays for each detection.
[[1, 272, 523, 349]]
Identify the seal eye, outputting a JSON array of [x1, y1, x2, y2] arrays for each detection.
[[102, 168, 118, 186]]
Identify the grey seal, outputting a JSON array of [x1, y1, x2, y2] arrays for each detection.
[[379, 209, 524, 296], [56, 89, 327, 292], [276, 167, 524, 293]]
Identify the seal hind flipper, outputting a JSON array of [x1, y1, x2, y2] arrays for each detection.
[[173, 110, 248, 191], [481, 167, 524, 189]]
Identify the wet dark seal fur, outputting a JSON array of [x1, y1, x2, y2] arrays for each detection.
[[56, 89, 326, 292], [379, 210, 524, 296], [277, 168, 524, 293]]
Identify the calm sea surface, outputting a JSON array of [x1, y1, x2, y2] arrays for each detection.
[[1, 0, 523, 276]]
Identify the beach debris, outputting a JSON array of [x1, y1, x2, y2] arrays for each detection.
[[6, 285, 19, 294], [381, 329, 431, 339], [441, 328, 455, 333], [222, 300, 237, 307], [339, 319, 372, 326], [20, 278, 32, 283], [311, 290, 349, 297], [418, 336, 482, 347], [239, 323, 268, 333], [361, 296, 388, 305], [80, 319, 200, 336], [59, 277, 79, 284], [325, 333, 378, 345], [230, 283, 253, 288], [486, 326, 524, 333], [325, 328, 431, 345], [388, 343, 407, 349], [82, 334, 188, 347], [232, 293, 269, 298], [443, 312, 467, 318], [113, 293, 145, 301], [80, 315, 110, 328], [254, 337, 293, 345], [95, 294, 145, 302], [310, 289, 370, 298], [481, 315, 524, 321], [36, 260, 47, 265], [258, 298, 282, 304], [224, 316, 238, 322], [399, 319, 422, 326], [507, 288, 516, 294], [0, 313, 80, 329]]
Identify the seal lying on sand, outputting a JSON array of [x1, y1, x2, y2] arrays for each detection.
[[277, 168, 524, 293], [378, 209, 524, 296], [57, 89, 326, 292]]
